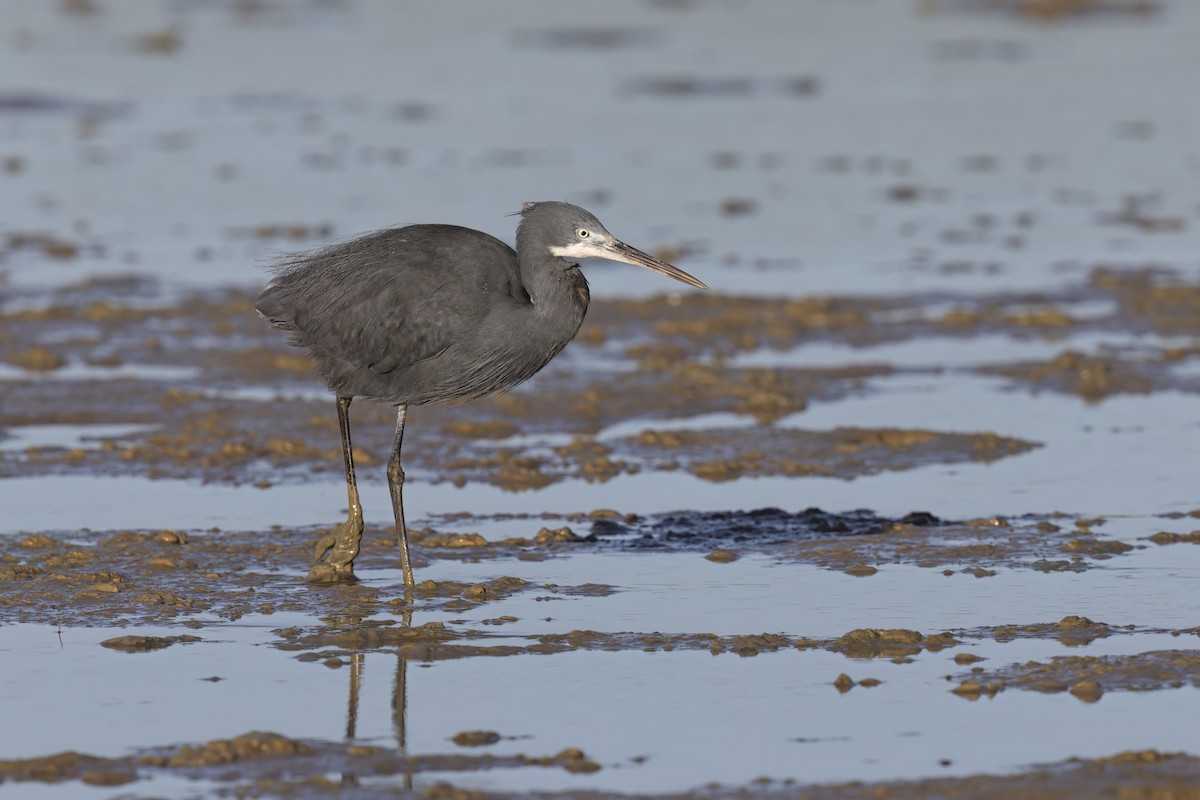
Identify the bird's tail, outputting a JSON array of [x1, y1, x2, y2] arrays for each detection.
[[254, 279, 296, 329]]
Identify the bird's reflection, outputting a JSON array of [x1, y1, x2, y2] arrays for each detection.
[[344, 651, 364, 740], [342, 605, 413, 791]]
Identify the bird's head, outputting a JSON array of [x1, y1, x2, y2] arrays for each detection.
[[518, 201, 708, 290]]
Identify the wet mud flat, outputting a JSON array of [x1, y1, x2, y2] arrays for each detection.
[[4, 266, 1200, 489], [2, 269, 1200, 798], [3, 534, 1200, 800], [3, 737, 1198, 799], [0, 507, 1174, 628], [3, 0, 1200, 796], [2, 504, 1200, 798]]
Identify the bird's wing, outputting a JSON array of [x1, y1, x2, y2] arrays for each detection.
[[257, 225, 524, 376]]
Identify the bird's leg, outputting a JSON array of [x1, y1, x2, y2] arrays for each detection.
[[387, 404, 415, 586], [308, 395, 365, 582]]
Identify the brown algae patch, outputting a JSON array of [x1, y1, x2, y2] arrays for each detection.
[[618, 426, 1037, 482], [429, 750, 1200, 799], [0, 525, 608, 627], [1146, 530, 1200, 545], [945, 615, 1127, 647], [12, 268, 1200, 489], [26, 740, 1190, 799], [981, 350, 1154, 402], [5, 346, 67, 371], [282, 628, 800, 662], [826, 628, 958, 659], [0, 364, 1025, 488], [0, 280, 882, 486], [286, 622, 982, 664], [406, 506, 1143, 576], [1092, 266, 1200, 334], [0, 731, 603, 791], [99, 634, 201, 652], [0, 509, 1145, 633], [954, 650, 1200, 697], [452, 731, 502, 747]]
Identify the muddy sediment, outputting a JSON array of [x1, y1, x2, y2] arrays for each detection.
[[2, 217, 1197, 800], [945, 615, 1127, 647], [4, 510, 1186, 671], [0, 508, 1151, 627], [953, 649, 1200, 698], [4, 268, 1200, 490], [284, 621, 1192, 666], [586, 507, 1146, 574], [2, 2, 1199, 796], [2, 736, 1196, 800], [0, 731, 603, 790]]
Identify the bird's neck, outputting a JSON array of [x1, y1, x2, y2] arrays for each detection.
[[524, 254, 590, 333]]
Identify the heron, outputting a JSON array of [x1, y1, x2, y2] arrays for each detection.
[[255, 201, 708, 585]]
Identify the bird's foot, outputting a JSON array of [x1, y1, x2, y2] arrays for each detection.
[[306, 561, 358, 583], [307, 514, 364, 583]]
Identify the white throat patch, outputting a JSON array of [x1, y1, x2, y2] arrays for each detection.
[[549, 241, 607, 260]]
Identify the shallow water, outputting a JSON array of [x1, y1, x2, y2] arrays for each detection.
[[1, 1, 1199, 798], [3, 560, 1197, 792]]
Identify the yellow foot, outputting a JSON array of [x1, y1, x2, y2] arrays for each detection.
[[307, 515, 364, 583], [307, 561, 358, 583]]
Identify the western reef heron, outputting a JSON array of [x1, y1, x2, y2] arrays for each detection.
[[255, 201, 708, 584]]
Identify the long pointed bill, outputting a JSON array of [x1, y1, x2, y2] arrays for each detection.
[[597, 239, 709, 290]]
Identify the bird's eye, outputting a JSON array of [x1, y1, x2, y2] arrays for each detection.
[[577, 228, 589, 238]]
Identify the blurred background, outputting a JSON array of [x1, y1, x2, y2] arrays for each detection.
[[2, 0, 1197, 301]]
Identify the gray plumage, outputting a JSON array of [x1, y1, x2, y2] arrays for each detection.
[[257, 203, 597, 405], [254, 201, 707, 585]]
